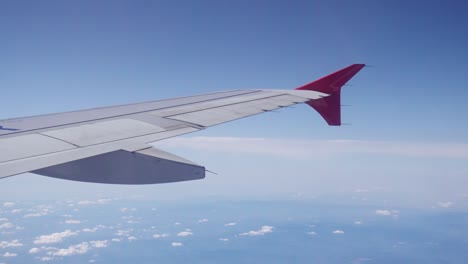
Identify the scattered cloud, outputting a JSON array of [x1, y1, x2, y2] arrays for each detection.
[[29, 248, 40, 254], [90, 240, 109, 248], [375, 209, 399, 218], [115, 229, 133, 237], [51, 242, 90, 256], [2, 252, 17, 257], [34, 230, 78, 244], [437, 201, 454, 208], [24, 212, 48, 218], [375, 210, 392, 216], [120, 208, 136, 213], [46, 240, 109, 257], [153, 233, 169, 239], [0, 239, 23, 248], [82, 228, 98, 232], [128, 236, 137, 241], [0, 222, 14, 229], [171, 242, 183, 247], [111, 238, 121, 242], [0, 218, 8, 222], [197, 218, 208, 223], [177, 230, 193, 237], [173, 222, 181, 226], [77, 199, 111, 206], [3, 202, 15, 208], [332, 230, 344, 234], [65, 220, 81, 224], [219, 238, 229, 242], [354, 221, 362, 225], [307, 231, 317, 235], [239, 226, 273, 236], [354, 189, 370, 193], [224, 222, 237, 226]]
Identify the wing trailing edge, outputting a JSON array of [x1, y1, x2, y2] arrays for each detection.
[[295, 64, 365, 126]]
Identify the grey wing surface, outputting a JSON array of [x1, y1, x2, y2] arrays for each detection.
[[0, 64, 365, 184]]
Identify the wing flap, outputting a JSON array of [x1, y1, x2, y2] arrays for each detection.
[[33, 147, 205, 184]]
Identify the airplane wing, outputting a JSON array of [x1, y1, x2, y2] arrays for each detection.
[[0, 64, 365, 184]]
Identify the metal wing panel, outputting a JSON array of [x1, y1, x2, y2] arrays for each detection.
[[41, 119, 165, 147], [0, 90, 255, 138], [0, 134, 76, 163], [167, 94, 309, 127], [0, 127, 199, 179], [149, 90, 280, 117]]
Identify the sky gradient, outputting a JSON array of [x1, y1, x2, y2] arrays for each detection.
[[1, 1, 468, 209]]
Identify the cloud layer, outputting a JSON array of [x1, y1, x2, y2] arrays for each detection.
[[157, 137, 468, 159]]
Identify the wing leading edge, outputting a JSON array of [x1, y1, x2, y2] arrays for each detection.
[[0, 64, 365, 184]]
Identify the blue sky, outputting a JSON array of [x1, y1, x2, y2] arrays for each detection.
[[1, 1, 468, 208]]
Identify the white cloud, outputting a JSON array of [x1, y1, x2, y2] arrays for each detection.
[[65, 220, 81, 224], [90, 240, 108, 248], [82, 228, 98, 232], [33, 230, 78, 244], [375, 210, 399, 217], [77, 199, 111, 206], [153, 233, 169, 239], [307, 231, 317, 235], [354, 221, 362, 225], [0, 222, 14, 229], [375, 210, 391, 216], [177, 231, 193, 237], [173, 222, 181, 226], [224, 222, 237, 226], [332, 230, 344, 234], [2, 252, 17, 257], [239, 226, 273, 236], [24, 212, 47, 218], [0, 218, 8, 222], [171, 242, 183, 247], [120, 207, 136, 212], [77, 200, 94, 206], [197, 218, 208, 223], [29, 247, 40, 254], [157, 137, 468, 159], [128, 236, 137, 241], [437, 201, 453, 208], [111, 238, 121, 242], [40, 256, 54, 261], [0, 239, 23, 248], [43, 240, 109, 257], [3, 202, 15, 208], [51, 242, 90, 256], [96, 198, 112, 204], [219, 238, 229, 242], [115, 229, 133, 237]]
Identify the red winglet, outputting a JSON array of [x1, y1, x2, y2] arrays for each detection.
[[295, 64, 365, 126]]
